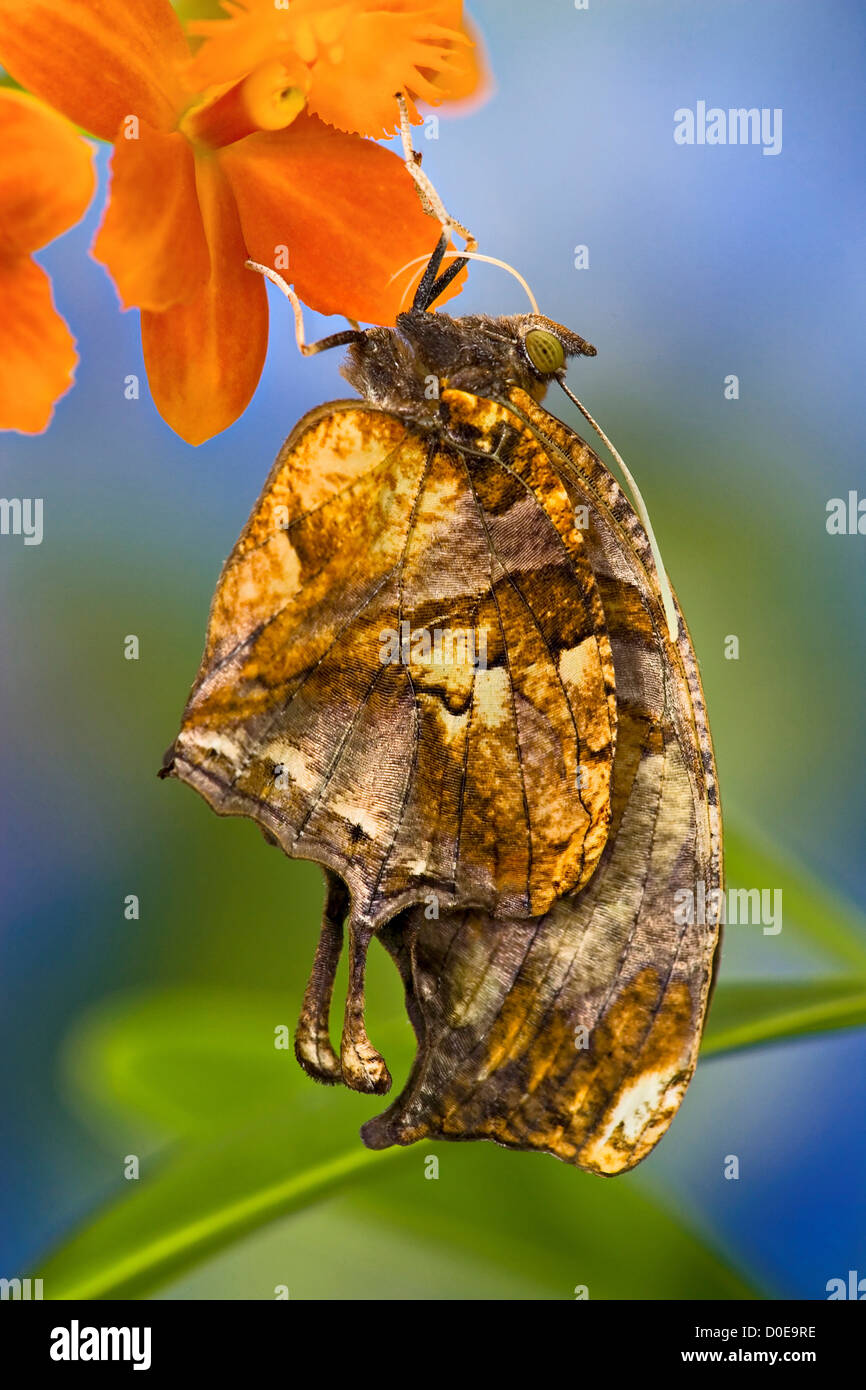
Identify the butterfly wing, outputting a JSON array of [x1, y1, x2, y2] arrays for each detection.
[[362, 387, 723, 1174], [165, 397, 616, 928]]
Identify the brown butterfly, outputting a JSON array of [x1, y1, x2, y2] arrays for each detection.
[[160, 233, 722, 1173]]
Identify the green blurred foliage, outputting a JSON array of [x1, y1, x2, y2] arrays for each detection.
[[46, 988, 760, 1300], [173, 0, 227, 27], [36, 835, 866, 1301]]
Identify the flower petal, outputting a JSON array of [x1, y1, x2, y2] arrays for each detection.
[[92, 123, 210, 311], [0, 0, 189, 140], [140, 156, 267, 445], [0, 89, 95, 255], [185, 0, 297, 93], [424, 14, 491, 109], [0, 256, 78, 433], [305, 4, 476, 137], [187, 0, 486, 140], [221, 115, 460, 324]]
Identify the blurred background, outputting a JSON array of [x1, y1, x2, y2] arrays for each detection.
[[1, 0, 865, 1299]]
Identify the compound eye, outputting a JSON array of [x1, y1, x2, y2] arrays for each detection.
[[524, 327, 565, 374]]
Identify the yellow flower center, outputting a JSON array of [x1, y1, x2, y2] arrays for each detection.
[[181, 61, 307, 150]]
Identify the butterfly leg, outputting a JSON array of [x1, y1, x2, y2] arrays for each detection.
[[396, 93, 476, 251], [340, 917, 392, 1095], [294, 869, 347, 1084], [244, 261, 364, 357]]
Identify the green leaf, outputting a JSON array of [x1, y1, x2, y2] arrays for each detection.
[[725, 818, 866, 971], [38, 1118, 760, 1301], [38, 1109, 405, 1300], [703, 977, 866, 1056], [62, 990, 416, 1139], [43, 1064, 758, 1300], [38, 986, 765, 1300], [353, 1148, 760, 1301]]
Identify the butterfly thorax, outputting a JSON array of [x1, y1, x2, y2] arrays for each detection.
[[341, 310, 596, 430]]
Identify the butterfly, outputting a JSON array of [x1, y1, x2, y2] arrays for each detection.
[[160, 233, 722, 1173]]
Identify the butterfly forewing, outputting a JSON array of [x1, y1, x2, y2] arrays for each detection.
[[362, 387, 723, 1174], [169, 397, 617, 928]]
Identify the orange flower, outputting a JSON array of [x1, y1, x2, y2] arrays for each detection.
[[187, 0, 487, 138], [0, 0, 464, 444], [0, 88, 95, 433]]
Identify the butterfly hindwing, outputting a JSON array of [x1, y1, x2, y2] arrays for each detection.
[[362, 388, 723, 1174], [167, 396, 617, 928]]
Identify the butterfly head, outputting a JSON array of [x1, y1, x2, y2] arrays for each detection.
[[342, 309, 596, 418], [512, 314, 598, 391]]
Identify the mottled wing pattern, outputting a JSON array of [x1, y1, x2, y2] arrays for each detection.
[[363, 387, 722, 1174], [167, 398, 616, 928]]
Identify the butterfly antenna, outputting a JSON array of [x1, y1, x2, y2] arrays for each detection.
[[557, 378, 679, 642], [245, 260, 364, 356], [390, 249, 540, 314]]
